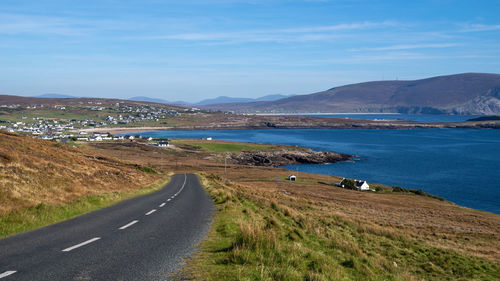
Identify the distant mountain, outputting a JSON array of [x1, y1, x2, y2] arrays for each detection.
[[128, 96, 171, 104], [196, 94, 290, 105], [35, 93, 75, 98], [128, 94, 290, 106], [202, 73, 500, 115], [196, 96, 254, 105]]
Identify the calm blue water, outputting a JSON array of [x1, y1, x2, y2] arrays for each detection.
[[287, 114, 480, 123], [135, 127, 500, 214]]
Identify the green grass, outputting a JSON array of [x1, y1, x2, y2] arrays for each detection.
[[0, 108, 106, 122], [172, 140, 274, 153], [0, 176, 170, 238], [179, 174, 500, 281], [136, 165, 158, 174]]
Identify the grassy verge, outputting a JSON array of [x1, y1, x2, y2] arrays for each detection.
[[179, 174, 499, 281], [0, 176, 170, 238]]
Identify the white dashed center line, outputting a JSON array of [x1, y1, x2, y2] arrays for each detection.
[[119, 220, 139, 230], [62, 237, 101, 252], [159, 203, 166, 207], [145, 209, 157, 216], [167, 198, 171, 201], [0, 271, 16, 279]]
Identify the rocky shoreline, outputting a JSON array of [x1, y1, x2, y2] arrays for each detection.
[[80, 116, 500, 134], [229, 149, 352, 166]]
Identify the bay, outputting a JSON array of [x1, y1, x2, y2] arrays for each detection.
[[136, 127, 500, 214]]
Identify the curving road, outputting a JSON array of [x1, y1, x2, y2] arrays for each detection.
[[0, 174, 214, 281]]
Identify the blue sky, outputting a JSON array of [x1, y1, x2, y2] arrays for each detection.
[[1, 0, 499, 102]]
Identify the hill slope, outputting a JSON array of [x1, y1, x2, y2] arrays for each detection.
[[0, 130, 158, 214], [203, 73, 500, 114]]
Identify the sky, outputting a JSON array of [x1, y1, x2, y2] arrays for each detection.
[[1, 0, 499, 102]]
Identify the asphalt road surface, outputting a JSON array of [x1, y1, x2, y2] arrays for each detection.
[[0, 174, 214, 281]]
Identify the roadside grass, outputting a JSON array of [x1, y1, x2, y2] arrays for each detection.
[[180, 174, 500, 281], [0, 176, 170, 238]]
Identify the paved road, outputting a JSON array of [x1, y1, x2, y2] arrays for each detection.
[[0, 174, 214, 281]]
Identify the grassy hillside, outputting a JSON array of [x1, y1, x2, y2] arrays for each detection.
[[0, 130, 164, 237], [179, 174, 500, 281]]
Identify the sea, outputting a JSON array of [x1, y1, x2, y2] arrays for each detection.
[[133, 114, 500, 214]]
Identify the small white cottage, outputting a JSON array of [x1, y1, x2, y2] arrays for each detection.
[[355, 180, 370, 191]]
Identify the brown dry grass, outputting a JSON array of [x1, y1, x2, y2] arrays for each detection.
[[0, 131, 159, 214]]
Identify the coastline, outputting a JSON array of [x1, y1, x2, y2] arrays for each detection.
[[78, 122, 500, 135], [81, 128, 500, 214], [246, 112, 402, 116]]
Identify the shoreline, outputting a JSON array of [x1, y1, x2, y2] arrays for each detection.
[[246, 112, 402, 116], [77, 120, 500, 134]]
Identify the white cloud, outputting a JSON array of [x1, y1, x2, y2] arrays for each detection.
[[0, 13, 130, 36], [133, 21, 398, 43], [350, 43, 459, 52], [460, 24, 500, 32]]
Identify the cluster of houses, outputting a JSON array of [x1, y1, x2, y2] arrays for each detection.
[[0, 119, 75, 140], [75, 132, 169, 147], [75, 132, 121, 142], [0, 102, 182, 140]]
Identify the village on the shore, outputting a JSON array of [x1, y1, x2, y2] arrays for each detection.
[[0, 101, 203, 141]]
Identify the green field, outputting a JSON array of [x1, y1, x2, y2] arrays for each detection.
[[171, 140, 275, 152]]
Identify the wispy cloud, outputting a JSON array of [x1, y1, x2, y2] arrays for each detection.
[[133, 21, 398, 43], [0, 13, 129, 36], [350, 43, 459, 52], [460, 23, 500, 32]]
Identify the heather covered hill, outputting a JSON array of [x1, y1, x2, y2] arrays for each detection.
[[203, 73, 500, 114], [0, 130, 159, 214]]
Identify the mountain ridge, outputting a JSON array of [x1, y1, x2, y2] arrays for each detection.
[[201, 73, 500, 115], [127, 94, 290, 106]]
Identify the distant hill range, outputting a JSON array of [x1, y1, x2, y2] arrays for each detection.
[[0, 95, 184, 110], [202, 73, 500, 115], [128, 94, 290, 106], [34, 93, 76, 99]]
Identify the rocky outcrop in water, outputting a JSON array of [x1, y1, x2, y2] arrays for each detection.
[[230, 149, 351, 166]]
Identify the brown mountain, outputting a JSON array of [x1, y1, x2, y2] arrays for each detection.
[[203, 73, 500, 114]]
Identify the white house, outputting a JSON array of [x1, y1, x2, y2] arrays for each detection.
[[288, 175, 296, 181], [355, 180, 370, 191], [339, 178, 370, 191]]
